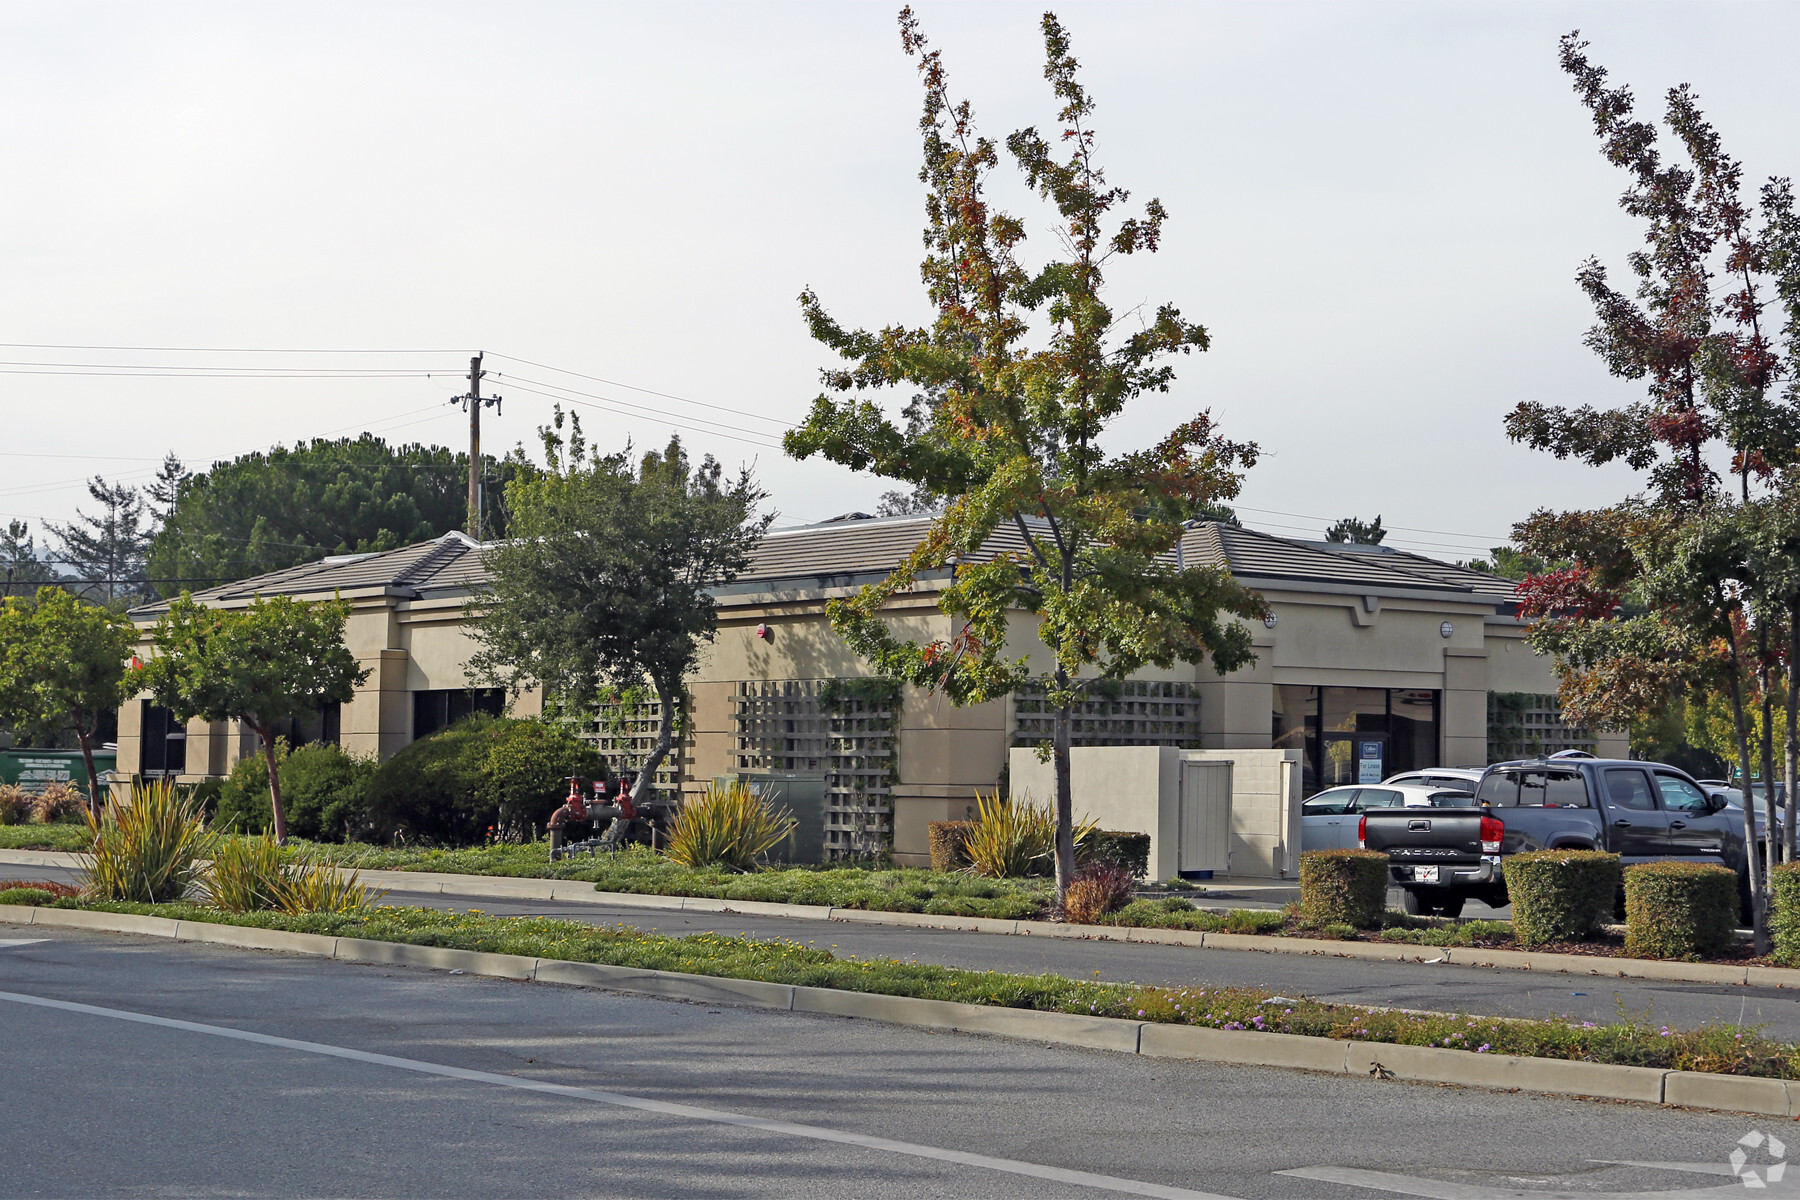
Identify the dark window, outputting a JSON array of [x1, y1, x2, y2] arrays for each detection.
[[1277, 686, 1440, 798], [413, 688, 506, 741], [1428, 790, 1473, 807], [1515, 769, 1589, 807], [1476, 772, 1518, 806], [270, 704, 341, 750], [1604, 768, 1657, 811], [140, 702, 187, 776]]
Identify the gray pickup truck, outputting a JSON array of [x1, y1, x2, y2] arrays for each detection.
[[1357, 757, 1748, 918]]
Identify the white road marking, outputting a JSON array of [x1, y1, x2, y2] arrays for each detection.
[[0, 988, 1234, 1200], [0, 939, 46, 949], [1278, 1165, 1787, 1199]]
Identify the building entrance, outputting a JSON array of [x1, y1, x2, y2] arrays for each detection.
[[1273, 685, 1439, 797]]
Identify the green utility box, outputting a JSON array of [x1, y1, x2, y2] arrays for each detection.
[[0, 749, 116, 794], [716, 773, 828, 865]]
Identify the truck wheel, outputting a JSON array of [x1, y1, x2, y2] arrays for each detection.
[[1431, 896, 1465, 920], [1397, 888, 1424, 917]]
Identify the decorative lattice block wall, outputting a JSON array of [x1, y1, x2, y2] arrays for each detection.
[[571, 691, 683, 795], [1487, 691, 1595, 762], [1011, 679, 1202, 749], [734, 679, 899, 861]]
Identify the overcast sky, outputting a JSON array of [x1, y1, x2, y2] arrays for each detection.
[[4, 0, 1798, 562]]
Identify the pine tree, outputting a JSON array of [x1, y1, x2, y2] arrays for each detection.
[[1, 520, 58, 599], [45, 478, 151, 606]]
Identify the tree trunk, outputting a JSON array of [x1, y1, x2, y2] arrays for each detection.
[[1787, 605, 1798, 863], [1727, 664, 1769, 952], [260, 726, 288, 845], [1760, 620, 1780, 870], [75, 714, 102, 821], [633, 681, 678, 808], [1051, 669, 1076, 908]]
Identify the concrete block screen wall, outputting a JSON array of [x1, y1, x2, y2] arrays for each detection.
[[1009, 746, 1302, 880]]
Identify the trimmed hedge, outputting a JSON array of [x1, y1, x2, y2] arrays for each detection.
[[1081, 831, 1152, 880], [1299, 850, 1388, 929], [1771, 862, 1800, 967], [927, 821, 972, 873], [1505, 850, 1620, 946], [1623, 861, 1736, 960], [215, 742, 377, 842]]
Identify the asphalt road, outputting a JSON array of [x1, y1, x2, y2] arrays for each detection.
[[3, 862, 1791, 1039], [0, 926, 1773, 1199]]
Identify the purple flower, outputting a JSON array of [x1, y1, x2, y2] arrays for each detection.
[[1477, 1044, 1490, 1053]]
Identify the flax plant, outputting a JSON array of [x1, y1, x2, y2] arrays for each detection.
[[962, 791, 1096, 879], [80, 779, 211, 904], [664, 781, 796, 871]]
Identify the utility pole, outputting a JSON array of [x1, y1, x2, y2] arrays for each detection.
[[449, 353, 502, 538]]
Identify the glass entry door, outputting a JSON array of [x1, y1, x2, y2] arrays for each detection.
[[1323, 733, 1389, 788]]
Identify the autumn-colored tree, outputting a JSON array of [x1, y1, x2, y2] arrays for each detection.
[[1507, 34, 1800, 947], [785, 10, 1265, 899]]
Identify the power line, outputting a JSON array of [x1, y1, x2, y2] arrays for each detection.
[[0, 342, 466, 353], [499, 380, 786, 451], [487, 353, 794, 428]]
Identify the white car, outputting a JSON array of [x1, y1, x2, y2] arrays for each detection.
[[1301, 783, 1476, 852], [1383, 767, 1485, 791]]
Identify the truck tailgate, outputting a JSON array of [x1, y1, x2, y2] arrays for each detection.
[[1359, 808, 1488, 865]]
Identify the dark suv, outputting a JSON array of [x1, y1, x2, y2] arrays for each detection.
[[1359, 758, 1748, 918]]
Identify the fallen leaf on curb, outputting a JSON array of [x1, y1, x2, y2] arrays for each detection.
[[1369, 1062, 1396, 1081]]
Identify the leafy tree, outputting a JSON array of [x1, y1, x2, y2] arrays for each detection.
[[143, 594, 368, 843], [784, 11, 1265, 898], [46, 476, 153, 606], [1462, 546, 1555, 581], [471, 417, 770, 807], [0, 586, 138, 813], [1, 521, 58, 599], [147, 435, 516, 597], [1506, 34, 1800, 947], [213, 740, 378, 842], [1324, 515, 1386, 545]]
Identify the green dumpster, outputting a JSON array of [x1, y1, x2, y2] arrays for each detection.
[[0, 749, 116, 795]]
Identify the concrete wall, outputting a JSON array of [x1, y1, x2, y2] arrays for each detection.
[[1008, 745, 1302, 881]]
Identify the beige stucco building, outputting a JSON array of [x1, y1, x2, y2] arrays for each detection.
[[119, 517, 1616, 867]]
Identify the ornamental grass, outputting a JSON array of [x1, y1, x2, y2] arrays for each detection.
[[664, 780, 797, 871], [80, 779, 211, 904]]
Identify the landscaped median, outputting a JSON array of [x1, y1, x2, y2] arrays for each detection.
[[1, 893, 1795, 1118]]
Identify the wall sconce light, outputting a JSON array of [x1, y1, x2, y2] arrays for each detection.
[[1263, 613, 1278, 629], [1440, 621, 1455, 639], [755, 623, 772, 641]]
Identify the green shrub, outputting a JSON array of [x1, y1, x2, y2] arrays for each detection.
[[282, 744, 377, 842], [1623, 861, 1736, 960], [665, 780, 796, 871], [1774, 862, 1800, 967], [927, 821, 972, 873], [365, 716, 606, 845], [1299, 850, 1388, 929], [30, 782, 86, 823], [476, 719, 608, 839], [81, 780, 212, 904], [213, 742, 286, 835], [0, 886, 57, 905], [1505, 850, 1620, 946], [1081, 831, 1151, 880]]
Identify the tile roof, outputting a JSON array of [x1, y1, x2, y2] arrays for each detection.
[[129, 517, 1521, 618], [128, 532, 485, 617]]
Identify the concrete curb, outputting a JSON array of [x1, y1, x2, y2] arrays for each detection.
[[3, 846, 1790, 990], [2, 902, 1793, 1118]]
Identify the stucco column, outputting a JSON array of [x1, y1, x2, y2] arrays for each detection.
[[1443, 648, 1489, 766], [341, 649, 410, 761]]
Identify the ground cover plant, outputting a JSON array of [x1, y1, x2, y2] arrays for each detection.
[[0, 823, 90, 851], [12, 897, 1790, 1080]]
